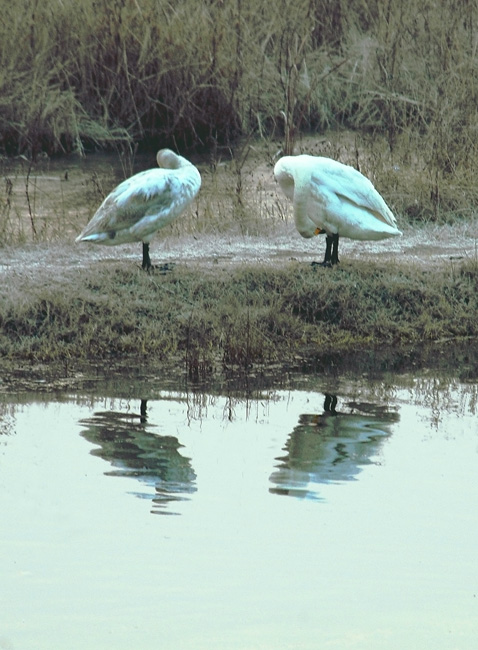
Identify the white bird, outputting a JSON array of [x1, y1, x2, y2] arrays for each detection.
[[76, 149, 201, 270], [274, 154, 401, 266]]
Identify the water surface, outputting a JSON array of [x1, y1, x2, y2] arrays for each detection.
[[1, 367, 477, 649]]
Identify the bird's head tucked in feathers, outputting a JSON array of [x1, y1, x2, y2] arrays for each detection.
[[273, 157, 296, 201], [157, 149, 188, 170]]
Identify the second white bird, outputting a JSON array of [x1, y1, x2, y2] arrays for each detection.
[[274, 154, 402, 266]]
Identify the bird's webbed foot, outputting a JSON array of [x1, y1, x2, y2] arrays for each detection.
[[154, 262, 176, 274], [141, 261, 176, 274], [311, 260, 333, 269]]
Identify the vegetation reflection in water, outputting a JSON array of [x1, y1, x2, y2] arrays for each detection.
[[77, 388, 401, 513]]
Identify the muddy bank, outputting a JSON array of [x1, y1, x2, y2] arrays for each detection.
[[1, 243, 478, 393]]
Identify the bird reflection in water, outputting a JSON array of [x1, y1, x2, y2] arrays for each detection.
[[270, 394, 400, 500], [79, 399, 196, 514]]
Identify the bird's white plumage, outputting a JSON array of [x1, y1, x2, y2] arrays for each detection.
[[274, 154, 401, 242], [76, 149, 201, 266]]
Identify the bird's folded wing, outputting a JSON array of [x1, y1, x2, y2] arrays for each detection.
[[86, 172, 176, 235], [310, 164, 397, 227]]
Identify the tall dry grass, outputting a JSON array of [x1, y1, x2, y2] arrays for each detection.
[[1, 0, 478, 225], [1, 1, 477, 152]]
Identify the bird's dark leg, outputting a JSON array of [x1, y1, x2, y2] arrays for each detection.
[[320, 234, 340, 266], [330, 233, 340, 265], [142, 242, 152, 271], [141, 242, 175, 274], [140, 399, 148, 423], [322, 235, 333, 266], [312, 234, 339, 268], [324, 394, 338, 414]]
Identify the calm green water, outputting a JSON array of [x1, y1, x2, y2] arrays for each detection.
[[1, 366, 478, 650]]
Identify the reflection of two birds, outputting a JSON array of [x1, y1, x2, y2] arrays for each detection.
[[79, 393, 399, 511], [269, 394, 400, 500], [79, 399, 196, 514]]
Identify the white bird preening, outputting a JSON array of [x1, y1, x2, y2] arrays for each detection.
[[76, 149, 201, 270], [274, 154, 402, 266]]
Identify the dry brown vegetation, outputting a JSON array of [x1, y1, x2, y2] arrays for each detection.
[[1, 0, 478, 222]]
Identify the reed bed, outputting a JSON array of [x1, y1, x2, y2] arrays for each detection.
[[2, 0, 476, 158], [1, 0, 478, 228]]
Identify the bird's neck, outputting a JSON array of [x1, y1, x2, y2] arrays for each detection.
[[293, 181, 315, 238], [181, 166, 202, 197]]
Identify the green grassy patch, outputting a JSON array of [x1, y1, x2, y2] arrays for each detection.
[[2, 258, 477, 377]]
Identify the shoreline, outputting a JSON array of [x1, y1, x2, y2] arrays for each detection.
[[2, 232, 478, 392]]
